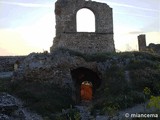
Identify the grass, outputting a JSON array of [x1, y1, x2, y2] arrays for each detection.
[[91, 51, 160, 115], [55, 48, 160, 63], [0, 78, 74, 119], [1, 50, 160, 118], [0, 77, 11, 92]]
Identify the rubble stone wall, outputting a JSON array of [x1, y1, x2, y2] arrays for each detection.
[[138, 34, 146, 51], [0, 56, 26, 72], [147, 43, 160, 54], [13, 52, 100, 86], [52, 32, 115, 54], [138, 34, 160, 55], [50, 0, 115, 54]]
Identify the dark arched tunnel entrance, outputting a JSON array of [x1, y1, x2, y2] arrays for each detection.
[[71, 67, 101, 103]]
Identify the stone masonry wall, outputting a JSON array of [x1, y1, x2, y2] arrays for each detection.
[[13, 51, 99, 86], [0, 56, 26, 72], [138, 34, 160, 55], [52, 32, 115, 54], [147, 43, 160, 54], [138, 34, 146, 51], [54, 0, 113, 35], [50, 0, 115, 54]]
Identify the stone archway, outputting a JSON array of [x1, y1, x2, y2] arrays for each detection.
[[71, 67, 101, 103]]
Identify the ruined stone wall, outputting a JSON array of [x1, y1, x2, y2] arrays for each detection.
[[50, 0, 115, 54], [54, 0, 113, 34], [147, 43, 160, 54], [13, 51, 100, 86], [138, 34, 146, 51], [52, 32, 114, 54], [0, 56, 26, 72], [138, 34, 160, 54]]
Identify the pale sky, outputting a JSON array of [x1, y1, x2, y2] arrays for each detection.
[[0, 0, 160, 56]]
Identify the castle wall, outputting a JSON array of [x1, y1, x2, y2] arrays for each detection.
[[54, 0, 113, 35], [138, 34, 160, 54], [50, 0, 115, 54], [0, 56, 26, 72], [138, 34, 146, 51], [52, 32, 114, 54]]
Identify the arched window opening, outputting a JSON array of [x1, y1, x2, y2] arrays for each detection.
[[76, 8, 95, 32]]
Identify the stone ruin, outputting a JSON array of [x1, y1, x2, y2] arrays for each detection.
[[10, 0, 116, 103], [4, 0, 159, 104], [138, 34, 160, 54], [0, 56, 26, 72], [50, 0, 115, 54], [13, 51, 104, 103], [138, 34, 146, 51], [1, 1, 160, 118]]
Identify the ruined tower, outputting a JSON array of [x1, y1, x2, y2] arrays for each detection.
[[138, 34, 146, 51], [50, 0, 115, 54]]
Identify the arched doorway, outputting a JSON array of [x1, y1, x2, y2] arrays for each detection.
[[71, 67, 101, 103]]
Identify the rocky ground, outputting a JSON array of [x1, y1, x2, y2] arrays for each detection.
[[0, 94, 157, 120], [0, 78, 158, 120], [75, 103, 157, 120], [0, 73, 43, 120], [0, 93, 43, 120]]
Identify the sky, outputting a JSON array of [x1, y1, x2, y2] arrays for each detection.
[[0, 0, 160, 56]]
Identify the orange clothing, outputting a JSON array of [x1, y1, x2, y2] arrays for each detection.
[[81, 84, 92, 101]]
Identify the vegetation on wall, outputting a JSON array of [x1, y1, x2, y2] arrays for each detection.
[[0, 78, 74, 119], [88, 51, 160, 116], [1, 50, 160, 119]]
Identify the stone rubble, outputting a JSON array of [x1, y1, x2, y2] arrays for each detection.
[[0, 56, 26, 72], [75, 105, 92, 120], [0, 93, 43, 120]]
